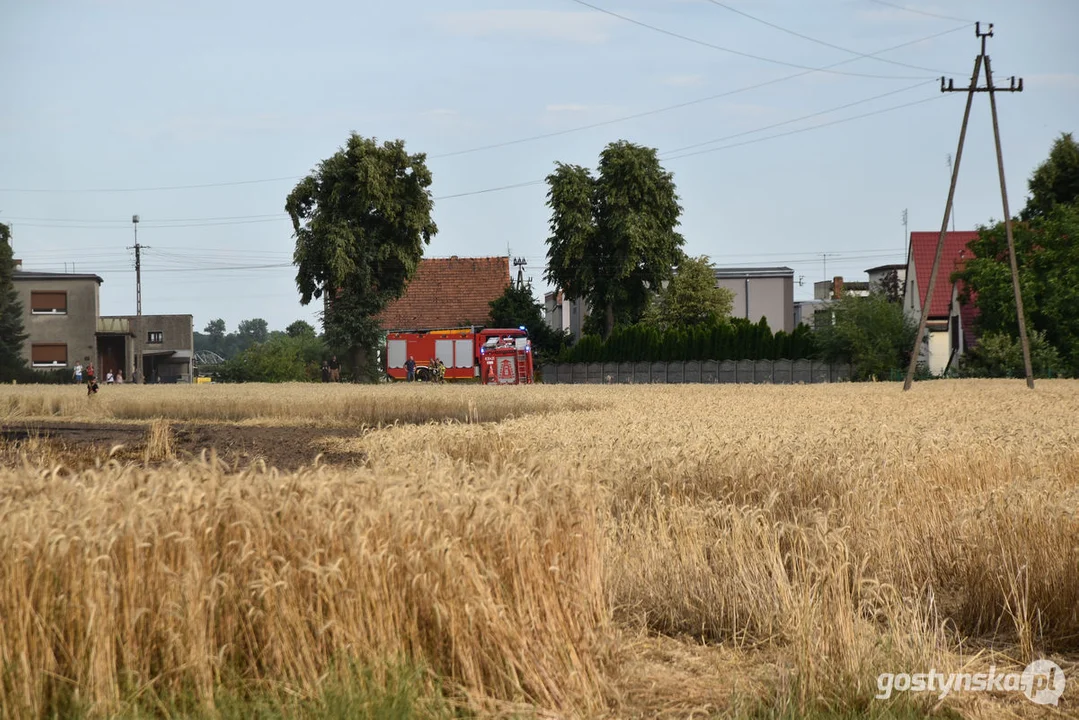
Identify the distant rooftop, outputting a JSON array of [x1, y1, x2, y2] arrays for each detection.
[[864, 263, 907, 274], [713, 266, 795, 279], [12, 270, 104, 283]]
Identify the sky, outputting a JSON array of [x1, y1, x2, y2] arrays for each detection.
[[1, 0, 1077, 334]]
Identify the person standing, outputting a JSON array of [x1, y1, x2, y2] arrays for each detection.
[[116, 370, 124, 384], [105, 370, 115, 384], [73, 362, 83, 384], [405, 356, 416, 382], [321, 361, 330, 383], [85, 363, 96, 396], [328, 355, 340, 382]]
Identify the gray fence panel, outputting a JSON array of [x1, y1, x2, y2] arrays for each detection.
[[668, 361, 685, 384], [736, 360, 754, 384], [541, 364, 558, 384], [684, 360, 702, 384], [773, 359, 792, 384], [702, 360, 720, 383], [811, 361, 830, 384], [754, 360, 774, 383], [720, 358, 738, 382], [617, 362, 634, 384], [571, 363, 587, 383], [792, 359, 812, 384], [558, 364, 573, 384], [833, 363, 852, 382], [650, 361, 668, 384], [634, 361, 651, 384], [586, 362, 603, 384]]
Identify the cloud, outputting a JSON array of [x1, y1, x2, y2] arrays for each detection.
[[434, 9, 614, 44], [662, 73, 706, 87]]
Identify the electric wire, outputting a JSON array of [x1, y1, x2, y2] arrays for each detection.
[[701, 0, 959, 74], [567, 0, 937, 80], [865, 0, 976, 24]]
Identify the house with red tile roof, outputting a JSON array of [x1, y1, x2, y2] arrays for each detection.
[[377, 256, 511, 331], [904, 231, 979, 375]]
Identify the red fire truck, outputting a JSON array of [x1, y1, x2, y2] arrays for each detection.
[[384, 326, 534, 384]]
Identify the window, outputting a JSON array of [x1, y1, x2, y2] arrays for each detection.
[[147, 331, 163, 344], [30, 291, 67, 314], [31, 343, 67, 367]]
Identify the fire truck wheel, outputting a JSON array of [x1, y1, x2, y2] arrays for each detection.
[[415, 367, 432, 382]]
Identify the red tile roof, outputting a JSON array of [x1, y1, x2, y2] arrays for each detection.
[[377, 256, 510, 331], [909, 231, 978, 318]]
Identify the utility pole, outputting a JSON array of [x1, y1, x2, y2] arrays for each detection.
[[903, 22, 1031, 390], [945, 156, 957, 231], [513, 257, 527, 290], [820, 252, 834, 282], [128, 215, 149, 384], [901, 209, 909, 258], [984, 50, 1033, 389]]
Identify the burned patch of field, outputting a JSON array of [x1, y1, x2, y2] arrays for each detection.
[[0, 421, 368, 470]]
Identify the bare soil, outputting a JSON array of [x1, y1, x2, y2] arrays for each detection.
[[0, 421, 367, 471]]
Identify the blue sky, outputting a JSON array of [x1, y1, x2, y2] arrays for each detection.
[[2, 0, 1076, 333]]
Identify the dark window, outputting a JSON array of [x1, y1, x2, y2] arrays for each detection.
[[148, 331, 163, 344], [950, 316, 960, 354], [30, 291, 67, 314], [31, 343, 68, 367]]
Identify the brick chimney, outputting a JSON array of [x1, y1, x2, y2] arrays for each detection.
[[833, 276, 843, 299]]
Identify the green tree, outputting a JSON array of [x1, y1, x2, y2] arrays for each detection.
[[488, 284, 566, 361], [215, 333, 326, 383], [1022, 132, 1079, 221], [545, 141, 684, 338], [0, 222, 28, 380], [204, 318, 226, 342], [956, 203, 1079, 375], [961, 329, 1064, 378], [642, 255, 734, 331], [285, 319, 316, 338], [815, 292, 918, 380], [287, 133, 436, 382], [236, 318, 269, 346]]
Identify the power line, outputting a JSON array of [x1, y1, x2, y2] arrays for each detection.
[[660, 80, 932, 155], [14, 90, 952, 230], [428, 25, 966, 159], [0, 25, 966, 197], [662, 93, 947, 161], [701, 0, 960, 74], [865, 0, 975, 24], [567, 0, 935, 80]]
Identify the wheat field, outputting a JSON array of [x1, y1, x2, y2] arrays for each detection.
[[1, 380, 1077, 718]]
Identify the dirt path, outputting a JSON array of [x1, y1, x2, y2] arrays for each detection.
[[0, 421, 367, 471]]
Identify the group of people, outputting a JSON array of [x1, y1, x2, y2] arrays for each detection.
[[74, 362, 125, 396], [320, 355, 341, 383], [404, 356, 445, 383]]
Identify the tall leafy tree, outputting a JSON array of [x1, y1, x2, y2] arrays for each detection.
[[815, 292, 918, 380], [642, 255, 734, 331], [956, 203, 1079, 375], [1021, 132, 1079, 221], [204, 318, 226, 341], [0, 222, 28, 379], [236, 318, 269, 345], [285, 320, 316, 338], [287, 133, 436, 381], [545, 141, 684, 338]]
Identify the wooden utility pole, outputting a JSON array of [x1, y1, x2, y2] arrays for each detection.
[[984, 52, 1034, 389], [903, 23, 1031, 390]]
